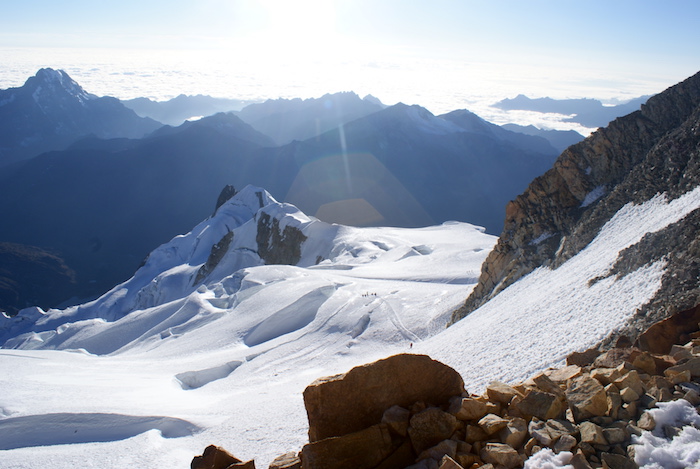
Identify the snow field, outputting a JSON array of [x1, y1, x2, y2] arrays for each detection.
[[1, 185, 699, 468]]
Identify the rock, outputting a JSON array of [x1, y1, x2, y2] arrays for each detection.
[[304, 354, 464, 441], [637, 412, 656, 431], [566, 374, 609, 421], [498, 417, 528, 448], [546, 365, 584, 383], [256, 211, 308, 265], [601, 452, 637, 469], [464, 424, 488, 443], [554, 434, 577, 453], [300, 423, 402, 469], [194, 230, 234, 284], [510, 389, 564, 420], [418, 439, 459, 462], [591, 368, 623, 386], [619, 386, 641, 403], [437, 455, 464, 469], [606, 384, 622, 419], [579, 421, 608, 445], [268, 452, 301, 469], [545, 419, 579, 442], [448, 397, 488, 421], [375, 440, 416, 469], [528, 420, 553, 446], [668, 368, 692, 384], [664, 357, 700, 378], [382, 405, 411, 437], [631, 351, 658, 376], [191, 445, 243, 469], [571, 450, 594, 469], [603, 427, 628, 445], [613, 370, 644, 396], [637, 304, 700, 354], [480, 443, 522, 469], [567, 348, 602, 367], [532, 373, 566, 398], [486, 381, 521, 404], [455, 452, 482, 468], [214, 184, 238, 214], [477, 413, 509, 435], [594, 348, 637, 369], [408, 407, 459, 454]]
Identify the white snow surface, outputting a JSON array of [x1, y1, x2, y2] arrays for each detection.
[[1, 184, 699, 468], [633, 400, 700, 469]]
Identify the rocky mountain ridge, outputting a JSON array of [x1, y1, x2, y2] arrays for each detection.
[[0, 68, 161, 166], [452, 70, 700, 337]]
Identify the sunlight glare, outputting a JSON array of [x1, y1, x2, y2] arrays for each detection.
[[252, 0, 340, 62]]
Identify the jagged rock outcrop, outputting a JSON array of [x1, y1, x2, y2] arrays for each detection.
[[194, 231, 234, 285], [452, 70, 700, 331], [256, 212, 308, 266]]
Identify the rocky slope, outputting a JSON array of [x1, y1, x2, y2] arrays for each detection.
[[193, 306, 700, 469], [452, 70, 700, 338]]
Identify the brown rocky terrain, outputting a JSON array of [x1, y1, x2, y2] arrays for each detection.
[[191, 305, 700, 469], [451, 71, 700, 338]]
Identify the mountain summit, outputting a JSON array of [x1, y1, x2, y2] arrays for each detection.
[[0, 68, 161, 166]]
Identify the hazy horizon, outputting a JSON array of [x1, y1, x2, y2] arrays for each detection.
[[1, 1, 698, 133]]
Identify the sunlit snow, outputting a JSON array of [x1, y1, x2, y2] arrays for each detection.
[[1, 184, 699, 468]]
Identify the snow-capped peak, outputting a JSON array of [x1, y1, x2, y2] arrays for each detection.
[[29, 68, 95, 104]]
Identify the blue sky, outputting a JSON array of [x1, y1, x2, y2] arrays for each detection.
[[1, 0, 698, 112]]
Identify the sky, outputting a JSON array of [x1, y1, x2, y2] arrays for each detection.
[[0, 0, 699, 117]]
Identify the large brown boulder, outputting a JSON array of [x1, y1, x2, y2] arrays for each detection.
[[637, 304, 700, 354], [303, 354, 465, 441], [300, 423, 405, 469]]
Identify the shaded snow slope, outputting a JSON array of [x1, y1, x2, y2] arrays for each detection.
[[1, 184, 698, 468]]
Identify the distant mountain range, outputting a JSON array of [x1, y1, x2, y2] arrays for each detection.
[[122, 94, 254, 126], [234, 92, 387, 145], [0, 68, 618, 314], [0, 68, 161, 167], [493, 94, 651, 128]]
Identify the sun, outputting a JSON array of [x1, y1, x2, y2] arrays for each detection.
[[249, 0, 341, 62]]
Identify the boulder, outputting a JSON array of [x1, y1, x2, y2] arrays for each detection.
[[664, 357, 700, 378], [448, 397, 488, 421], [480, 443, 521, 469], [510, 389, 563, 420], [268, 452, 301, 469], [304, 354, 464, 441], [382, 405, 411, 437], [601, 452, 637, 469], [300, 423, 402, 469], [477, 413, 509, 435], [498, 417, 528, 448], [579, 422, 608, 445], [566, 374, 609, 422], [486, 381, 521, 404], [545, 365, 583, 383], [567, 348, 601, 367], [612, 370, 644, 396], [636, 304, 700, 354], [408, 407, 459, 454], [191, 445, 243, 469]]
